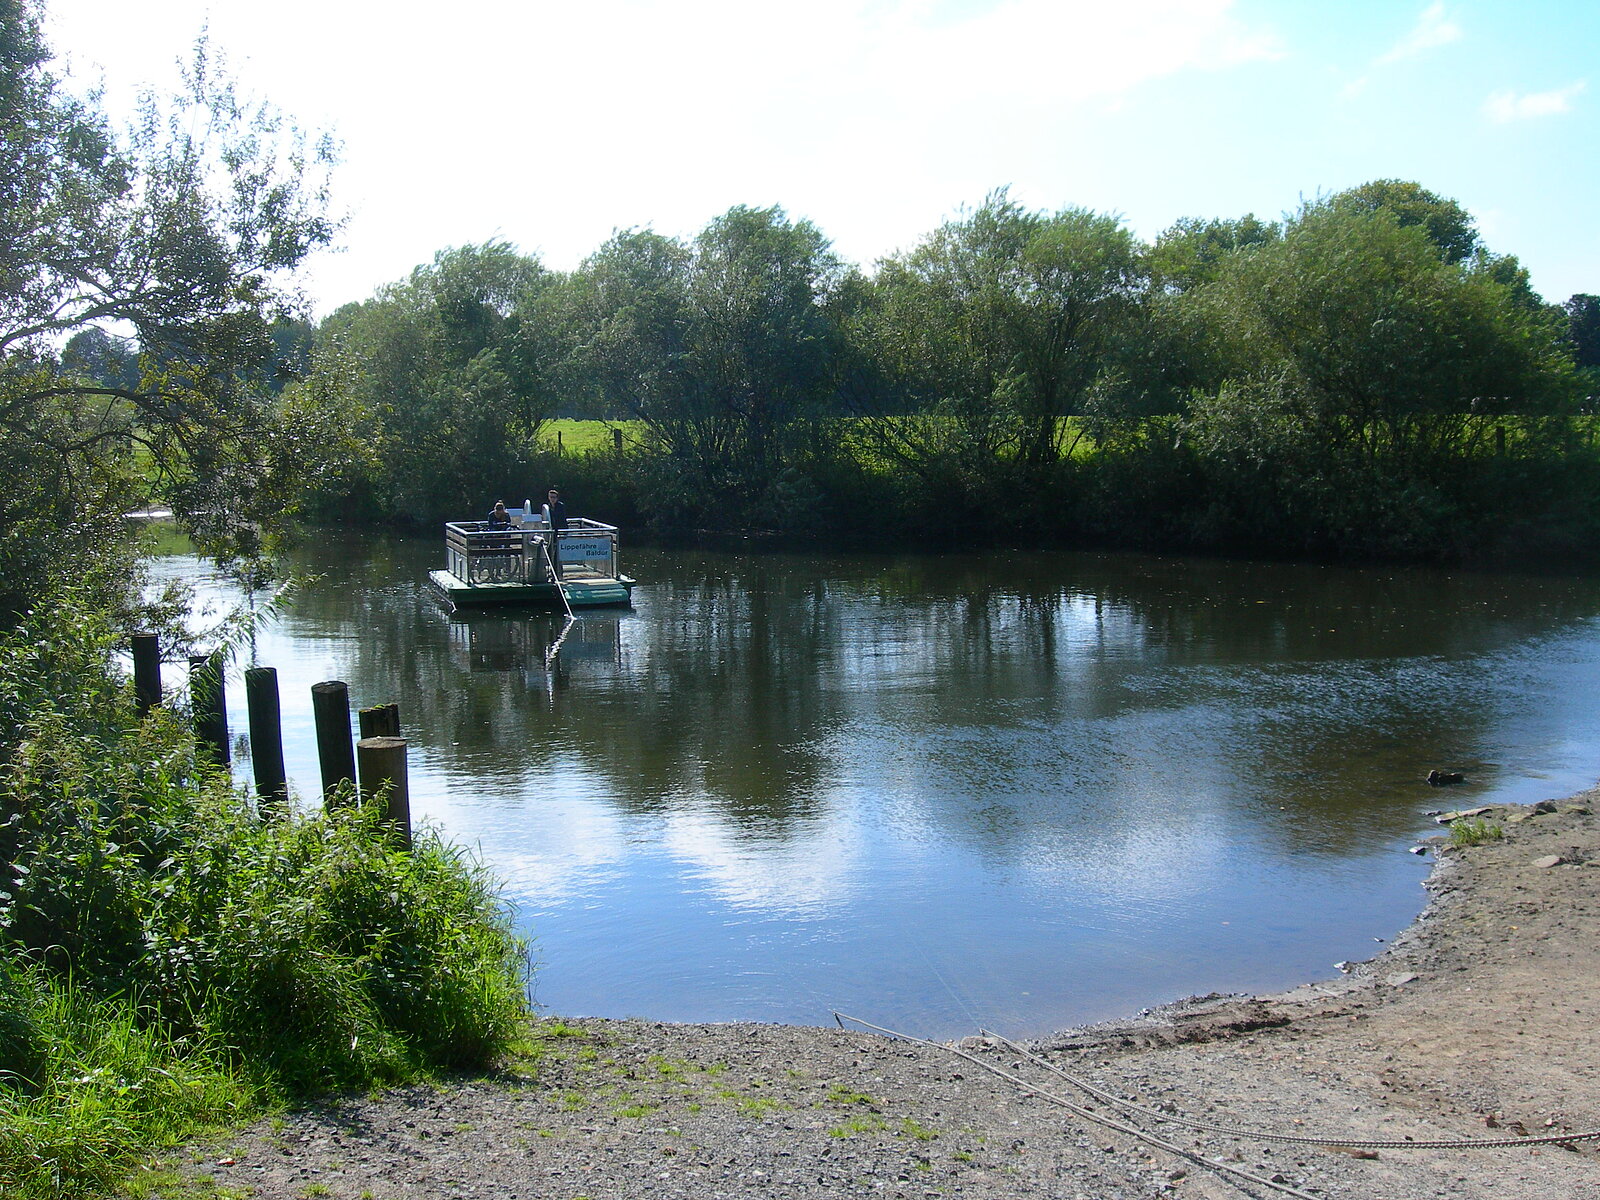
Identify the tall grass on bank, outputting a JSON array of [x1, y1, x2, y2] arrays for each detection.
[[1, 595, 531, 1199], [0, 963, 250, 1200]]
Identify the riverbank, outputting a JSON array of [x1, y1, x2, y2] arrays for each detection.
[[168, 794, 1600, 1199]]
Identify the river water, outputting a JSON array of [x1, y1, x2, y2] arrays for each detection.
[[149, 531, 1600, 1039]]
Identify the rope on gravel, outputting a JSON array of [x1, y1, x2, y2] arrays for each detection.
[[977, 1028, 1600, 1152], [831, 1011, 1600, 1160], [833, 1011, 1320, 1200]]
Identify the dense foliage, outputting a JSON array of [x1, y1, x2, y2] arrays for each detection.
[[0, 599, 530, 1198], [297, 183, 1593, 564]]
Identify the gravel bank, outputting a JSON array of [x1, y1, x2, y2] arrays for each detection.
[[167, 795, 1600, 1199]]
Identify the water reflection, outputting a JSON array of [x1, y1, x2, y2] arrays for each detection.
[[148, 535, 1600, 1036]]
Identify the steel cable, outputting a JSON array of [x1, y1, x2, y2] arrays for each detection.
[[834, 1011, 1321, 1200], [978, 1028, 1600, 1151]]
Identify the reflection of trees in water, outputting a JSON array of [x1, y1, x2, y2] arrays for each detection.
[[269, 535, 1600, 854], [593, 563, 837, 827]]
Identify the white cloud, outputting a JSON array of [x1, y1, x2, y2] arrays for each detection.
[[1378, 2, 1462, 64], [1483, 81, 1587, 124]]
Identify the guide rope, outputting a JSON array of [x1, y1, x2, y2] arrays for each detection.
[[976, 1028, 1600, 1151], [833, 1011, 1320, 1200], [833, 1011, 1600, 1196], [541, 538, 576, 669]]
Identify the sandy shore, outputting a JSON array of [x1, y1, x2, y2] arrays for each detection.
[[170, 794, 1600, 1199]]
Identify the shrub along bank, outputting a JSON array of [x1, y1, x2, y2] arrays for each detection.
[[0, 598, 531, 1200]]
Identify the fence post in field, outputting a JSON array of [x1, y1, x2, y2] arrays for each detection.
[[356, 735, 411, 848], [132, 633, 162, 714], [311, 680, 357, 804], [189, 653, 229, 766], [244, 666, 288, 812], [613, 427, 623, 453]]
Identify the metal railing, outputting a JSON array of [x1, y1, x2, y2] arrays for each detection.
[[443, 518, 620, 585]]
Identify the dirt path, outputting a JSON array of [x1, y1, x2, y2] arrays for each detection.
[[170, 795, 1600, 1199]]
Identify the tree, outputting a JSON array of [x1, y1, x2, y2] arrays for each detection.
[[1566, 294, 1600, 370], [856, 191, 1145, 486], [681, 206, 843, 496], [1, 0, 338, 614], [314, 242, 550, 521], [550, 210, 844, 526], [1182, 197, 1578, 555], [1148, 213, 1278, 293], [1328, 179, 1479, 264], [551, 227, 694, 422]]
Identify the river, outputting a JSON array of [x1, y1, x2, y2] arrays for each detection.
[[148, 530, 1600, 1039]]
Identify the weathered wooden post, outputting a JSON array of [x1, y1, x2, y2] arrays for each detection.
[[132, 633, 162, 714], [244, 666, 288, 812], [356, 735, 411, 848], [556, 429, 564, 456], [358, 702, 401, 739], [311, 680, 357, 803], [188, 653, 229, 766], [612, 427, 623, 453]]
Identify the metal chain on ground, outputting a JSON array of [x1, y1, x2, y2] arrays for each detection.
[[979, 1029, 1600, 1152], [833, 1012, 1320, 1200]]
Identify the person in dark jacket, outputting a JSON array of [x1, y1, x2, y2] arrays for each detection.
[[543, 488, 567, 578], [486, 500, 512, 529]]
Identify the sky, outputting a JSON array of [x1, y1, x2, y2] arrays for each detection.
[[42, 0, 1599, 319]]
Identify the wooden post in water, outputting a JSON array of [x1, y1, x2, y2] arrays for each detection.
[[244, 667, 288, 812], [311, 680, 357, 804], [132, 633, 162, 714], [356, 735, 411, 848], [358, 702, 401, 739], [189, 653, 229, 766]]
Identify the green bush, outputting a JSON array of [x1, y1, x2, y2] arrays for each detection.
[[139, 792, 530, 1091], [0, 591, 532, 1196], [2, 708, 529, 1093]]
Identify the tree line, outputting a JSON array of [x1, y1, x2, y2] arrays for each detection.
[[282, 184, 1596, 563]]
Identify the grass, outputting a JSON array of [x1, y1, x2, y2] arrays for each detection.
[[539, 420, 641, 456], [1449, 816, 1505, 847], [536, 415, 1102, 466], [0, 971, 255, 1200], [828, 1114, 888, 1138]]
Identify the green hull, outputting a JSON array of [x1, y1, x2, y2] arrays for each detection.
[[428, 569, 635, 610]]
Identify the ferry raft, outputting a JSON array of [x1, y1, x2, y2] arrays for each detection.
[[428, 516, 635, 611]]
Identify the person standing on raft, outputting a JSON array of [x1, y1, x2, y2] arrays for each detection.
[[542, 487, 568, 578]]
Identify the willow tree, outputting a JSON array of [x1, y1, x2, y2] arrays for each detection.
[[552, 208, 844, 526], [855, 191, 1146, 495], [1182, 195, 1578, 556]]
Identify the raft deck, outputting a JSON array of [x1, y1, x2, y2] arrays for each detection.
[[429, 518, 635, 610]]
